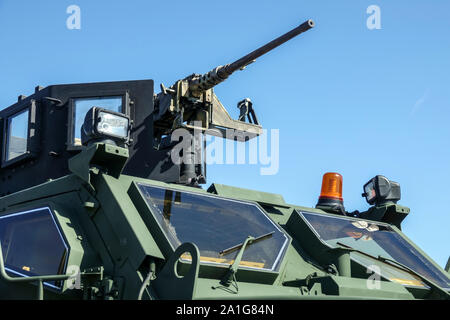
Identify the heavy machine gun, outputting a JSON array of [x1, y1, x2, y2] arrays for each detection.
[[153, 19, 315, 141], [151, 19, 314, 185]]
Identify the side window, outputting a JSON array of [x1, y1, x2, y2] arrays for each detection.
[[72, 96, 123, 146], [5, 109, 29, 161], [0, 207, 69, 289]]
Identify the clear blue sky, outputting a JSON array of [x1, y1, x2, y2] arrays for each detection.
[[1, 1, 449, 267]]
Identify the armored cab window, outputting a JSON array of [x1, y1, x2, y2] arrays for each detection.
[[297, 211, 450, 289], [5, 109, 29, 161], [1, 100, 39, 168], [133, 183, 289, 272], [71, 96, 124, 146], [0, 207, 69, 289]]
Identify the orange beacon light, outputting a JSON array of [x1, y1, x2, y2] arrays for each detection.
[[316, 172, 345, 214]]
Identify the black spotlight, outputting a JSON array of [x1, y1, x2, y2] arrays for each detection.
[[81, 107, 130, 147], [362, 175, 401, 206]]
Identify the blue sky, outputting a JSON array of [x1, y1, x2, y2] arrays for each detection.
[[0, 1, 449, 268]]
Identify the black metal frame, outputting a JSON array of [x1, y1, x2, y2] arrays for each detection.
[[0, 80, 155, 197]]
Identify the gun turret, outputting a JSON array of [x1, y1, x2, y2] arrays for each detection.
[[154, 19, 315, 141]]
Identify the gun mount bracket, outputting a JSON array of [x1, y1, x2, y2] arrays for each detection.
[[237, 98, 259, 125]]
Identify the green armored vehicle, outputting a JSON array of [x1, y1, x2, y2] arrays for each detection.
[[0, 19, 449, 300]]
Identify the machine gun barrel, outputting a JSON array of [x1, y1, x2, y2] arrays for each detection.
[[188, 19, 315, 94]]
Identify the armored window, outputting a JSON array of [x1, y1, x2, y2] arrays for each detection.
[[134, 183, 289, 272], [5, 109, 29, 161], [71, 96, 123, 146], [0, 207, 69, 290], [298, 211, 450, 289]]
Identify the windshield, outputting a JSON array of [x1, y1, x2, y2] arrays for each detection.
[[137, 183, 289, 271], [299, 211, 450, 289]]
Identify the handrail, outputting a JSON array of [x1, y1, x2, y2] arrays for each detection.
[[0, 240, 76, 300]]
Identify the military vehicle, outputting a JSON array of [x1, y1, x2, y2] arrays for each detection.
[[0, 19, 449, 300]]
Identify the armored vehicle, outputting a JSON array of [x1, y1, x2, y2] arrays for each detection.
[[0, 19, 449, 300]]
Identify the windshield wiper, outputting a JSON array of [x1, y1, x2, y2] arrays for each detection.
[[216, 232, 274, 291], [376, 255, 450, 299], [219, 231, 274, 256], [336, 242, 450, 299]]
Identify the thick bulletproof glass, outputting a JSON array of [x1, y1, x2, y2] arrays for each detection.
[[73, 96, 122, 145], [0, 208, 69, 289], [299, 211, 450, 289], [137, 183, 289, 271], [6, 109, 29, 161]]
